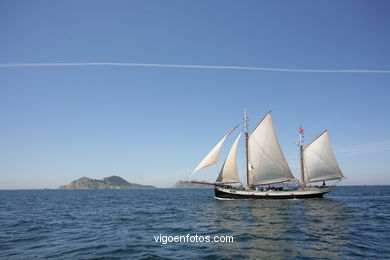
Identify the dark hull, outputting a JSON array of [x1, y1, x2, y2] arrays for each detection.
[[215, 187, 330, 199]]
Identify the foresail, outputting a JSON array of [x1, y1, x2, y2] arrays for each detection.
[[248, 112, 294, 185], [216, 133, 241, 183], [190, 126, 237, 178], [303, 131, 344, 183]]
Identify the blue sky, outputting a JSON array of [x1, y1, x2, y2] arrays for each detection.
[[0, 0, 390, 188]]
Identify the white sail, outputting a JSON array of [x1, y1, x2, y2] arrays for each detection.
[[216, 133, 241, 183], [248, 112, 294, 185], [303, 131, 344, 183], [190, 126, 237, 178]]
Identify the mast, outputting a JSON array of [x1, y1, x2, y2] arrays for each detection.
[[298, 126, 306, 187], [243, 109, 250, 188]]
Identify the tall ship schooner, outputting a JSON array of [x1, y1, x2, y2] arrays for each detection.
[[189, 110, 344, 199]]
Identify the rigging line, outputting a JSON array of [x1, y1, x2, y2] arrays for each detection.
[[0, 62, 390, 73]]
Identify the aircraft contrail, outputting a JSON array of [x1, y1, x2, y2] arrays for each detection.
[[0, 62, 390, 73]]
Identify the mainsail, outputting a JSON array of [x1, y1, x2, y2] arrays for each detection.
[[302, 130, 344, 183], [190, 126, 237, 178], [216, 133, 242, 183], [248, 112, 294, 185]]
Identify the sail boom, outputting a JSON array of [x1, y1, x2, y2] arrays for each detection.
[[187, 181, 230, 187], [249, 178, 295, 187], [187, 181, 217, 186], [306, 176, 343, 183]]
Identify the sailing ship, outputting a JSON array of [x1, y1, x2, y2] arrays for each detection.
[[189, 110, 344, 199]]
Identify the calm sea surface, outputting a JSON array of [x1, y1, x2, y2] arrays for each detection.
[[0, 186, 389, 259]]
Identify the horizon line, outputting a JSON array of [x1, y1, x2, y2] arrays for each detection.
[[1, 184, 390, 190], [1, 62, 390, 73]]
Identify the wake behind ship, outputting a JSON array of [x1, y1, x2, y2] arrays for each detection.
[[188, 110, 344, 199]]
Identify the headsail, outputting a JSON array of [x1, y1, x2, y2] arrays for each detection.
[[248, 112, 294, 185], [302, 130, 344, 183], [190, 126, 237, 178], [216, 133, 242, 183]]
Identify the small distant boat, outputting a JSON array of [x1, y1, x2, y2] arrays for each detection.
[[189, 110, 344, 199]]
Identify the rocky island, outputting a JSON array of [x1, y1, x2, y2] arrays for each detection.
[[59, 176, 156, 189], [172, 180, 213, 188]]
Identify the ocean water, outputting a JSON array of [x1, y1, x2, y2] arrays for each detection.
[[0, 186, 389, 259]]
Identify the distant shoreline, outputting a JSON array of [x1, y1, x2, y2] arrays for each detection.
[[58, 176, 155, 189], [1, 184, 390, 191]]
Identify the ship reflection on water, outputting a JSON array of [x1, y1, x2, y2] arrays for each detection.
[[196, 198, 349, 259]]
